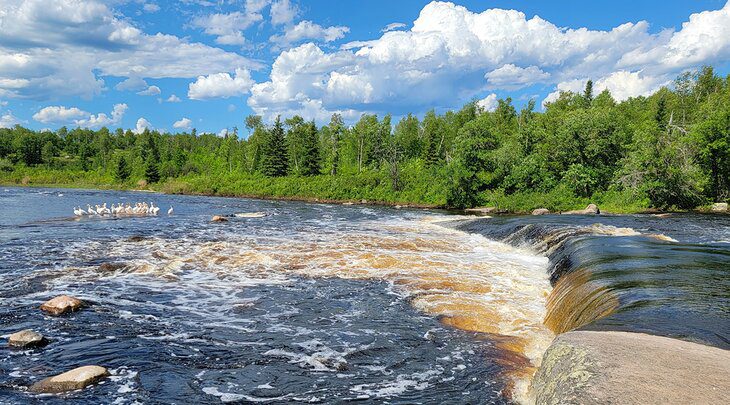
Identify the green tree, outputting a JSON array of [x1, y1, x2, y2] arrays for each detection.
[[115, 155, 131, 181], [300, 121, 321, 176], [260, 116, 289, 177], [446, 116, 499, 208]]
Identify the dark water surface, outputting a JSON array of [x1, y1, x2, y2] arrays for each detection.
[[1, 187, 728, 404], [1, 187, 515, 404]]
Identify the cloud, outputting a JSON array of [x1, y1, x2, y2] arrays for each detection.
[[485, 64, 550, 90], [75, 103, 128, 128], [137, 85, 161, 96], [477, 94, 498, 112], [0, 111, 19, 128], [188, 68, 254, 99], [217, 128, 229, 137], [115, 77, 149, 91], [173, 117, 193, 129], [192, 10, 264, 46], [382, 22, 406, 33], [543, 71, 670, 106], [132, 117, 152, 134], [143, 3, 160, 13], [166, 94, 181, 103], [32, 103, 127, 128], [248, 1, 730, 121], [271, 21, 349, 46], [33, 106, 89, 124], [270, 0, 297, 26], [0, 0, 257, 100]]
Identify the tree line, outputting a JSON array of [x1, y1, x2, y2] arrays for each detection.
[[0, 66, 728, 209]]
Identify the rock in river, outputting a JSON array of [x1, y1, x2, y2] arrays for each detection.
[[211, 215, 228, 222], [711, 202, 728, 212], [30, 365, 109, 393], [8, 329, 47, 349], [40, 295, 84, 316], [561, 204, 600, 215], [532, 208, 550, 215]]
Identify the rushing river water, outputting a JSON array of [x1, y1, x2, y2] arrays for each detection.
[[0, 187, 728, 404]]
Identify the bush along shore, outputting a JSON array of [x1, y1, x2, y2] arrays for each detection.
[[1, 67, 728, 213]]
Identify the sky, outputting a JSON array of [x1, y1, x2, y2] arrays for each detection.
[[1, 0, 729, 136]]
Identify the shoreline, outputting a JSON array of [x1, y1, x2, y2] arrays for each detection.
[[4, 181, 725, 215]]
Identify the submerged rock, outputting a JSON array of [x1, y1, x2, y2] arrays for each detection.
[[211, 215, 228, 222], [532, 331, 730, 405], [98, 262, 126, 272], [126, 235, 147, 242], [532, 208, 550, 215], [561, 204, 600, 215], [8, 329, 47, 349], [711, 202, 728, 212], [40, 295, 84, 316], [30, 365, 109, 393]]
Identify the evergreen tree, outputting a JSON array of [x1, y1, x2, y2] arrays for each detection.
[[300, 121, 321, 176], [115, 155, 131, 181], [260, 116, 289, 177], [145, 159, 160, 183], [583, 79, 594, 108]]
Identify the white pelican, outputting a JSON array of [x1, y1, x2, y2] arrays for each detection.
[[78, 207, 87, 216], [167, 206, 174, 215], [87, 204, 97, 216]]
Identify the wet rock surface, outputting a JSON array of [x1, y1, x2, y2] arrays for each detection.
[[561, 204, 600, 215], [211, 215, 228, 222], [532, 208, 550, 215], [7, 329, 47, 348], [40, 295, 84, 316], [30, 365, 109, 393], [532, 331, 730, 405]]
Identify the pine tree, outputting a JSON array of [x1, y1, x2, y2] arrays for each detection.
[[145, 159, 160, 183], [260, 116, 289, 177], [115, 155, 131, 181], [300, 121, 321, 176], [583, 79, 594, 108]]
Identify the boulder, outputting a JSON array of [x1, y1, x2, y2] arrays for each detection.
[[98, 262, 125, 272], [532, 331, 730, 405], [40, 295, 84, 316], [360, 199, 368, 204], [711, 202, 728, 212], [561, 204, 600, 215], [532, 208, 550, 216], [30, 366, 109, 393], [126, 235, 147, 242], [465, 206, 497, 215], [211, 215, 228, 222], [8, 329, 47, 349]]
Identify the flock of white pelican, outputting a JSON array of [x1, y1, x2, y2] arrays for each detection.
[[73, 202, 173, 217]]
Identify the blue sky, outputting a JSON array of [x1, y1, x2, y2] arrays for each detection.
[[1, 0, 729, 136]]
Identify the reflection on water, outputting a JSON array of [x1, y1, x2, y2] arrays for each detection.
[[451, 214, 730, 349]]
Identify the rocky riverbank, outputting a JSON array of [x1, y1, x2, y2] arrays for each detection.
[[531, 331, 730, 404]]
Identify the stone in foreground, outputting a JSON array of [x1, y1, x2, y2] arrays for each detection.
[[40, 295, 84, 316], [711, 202, 728, 212], [561, 203, 600, 215], [532, 331, 730, 405], [8, 329, 47, 348], [30, 366, 109, 393], [211, 215, 228, 222], [532, 208, 550, 215]]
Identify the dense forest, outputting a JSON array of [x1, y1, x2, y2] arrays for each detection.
[[1, 67, 728, 211]]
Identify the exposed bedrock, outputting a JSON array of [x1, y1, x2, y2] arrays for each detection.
[[532, 331, 730, 405]]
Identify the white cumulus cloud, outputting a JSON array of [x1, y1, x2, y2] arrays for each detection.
[[0, 111, 19, 128], [188, 68, 254, 100], [271, 21, 349, 46], [382, 22, 406, 33], [173, 117, 192, 129], [167, 94, 181, 103], [75, 103, 128, 129], [137, 85, 161, 96], [477, 94, 498, 112], [33, 106, 89, 124], [270, 0, 297, 26], [132, 117, 152, 134]]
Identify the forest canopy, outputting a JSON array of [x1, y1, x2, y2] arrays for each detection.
[[1, 67, 728, 212]]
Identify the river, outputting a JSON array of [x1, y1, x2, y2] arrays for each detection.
[[0, 187, 728, 404]]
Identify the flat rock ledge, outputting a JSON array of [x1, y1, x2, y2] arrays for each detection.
[[8, 329, 47, 348], [561, 203, 600, 215], [30, 366, 108, 393], [40, 295, 84, 316], [532, 331, 730, 405]]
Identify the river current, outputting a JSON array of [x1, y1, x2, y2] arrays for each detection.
[[0, 187, 728, 404]]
